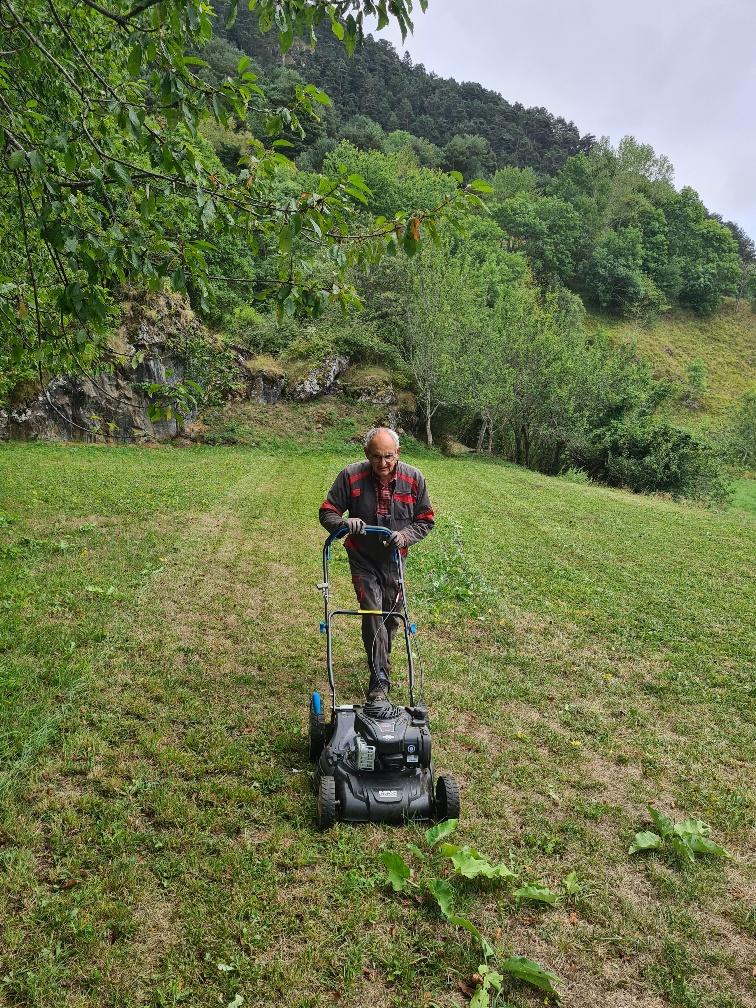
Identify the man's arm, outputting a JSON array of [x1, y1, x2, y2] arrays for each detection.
[[319, 469, 350, 534], [400, 473, 435, 547]]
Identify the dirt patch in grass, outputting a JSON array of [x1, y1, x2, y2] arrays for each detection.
[[123, 882, 181, 1001]]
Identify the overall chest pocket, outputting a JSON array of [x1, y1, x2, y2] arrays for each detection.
[[393, 491, 416, 519]]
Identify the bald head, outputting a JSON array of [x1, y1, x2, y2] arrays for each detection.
[[364, 427, 400, 481], [364, 427, 400, 452]]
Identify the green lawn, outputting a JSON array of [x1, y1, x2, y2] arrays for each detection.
[[731, 478, 756, 516], [1, 441, 754, 1008]]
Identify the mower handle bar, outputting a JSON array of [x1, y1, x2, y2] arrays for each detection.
[[324, 524, 393, 548], [320, 524, 414, 709]]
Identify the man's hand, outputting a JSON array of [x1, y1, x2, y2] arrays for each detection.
[[345, 517, 366, 535], [386, 530, 406, 548]]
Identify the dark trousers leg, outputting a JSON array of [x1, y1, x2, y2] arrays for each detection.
[[351, 562, 402, 692]]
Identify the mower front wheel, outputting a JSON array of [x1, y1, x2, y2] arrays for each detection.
[[434, 774, 461, 822], [316, 776, 338, 830]]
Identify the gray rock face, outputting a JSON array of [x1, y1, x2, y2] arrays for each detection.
[[7, 370, 179, 442], [4, 291, 198, 442], [248, 374, 286, 404], [288, 355, 349, 401]]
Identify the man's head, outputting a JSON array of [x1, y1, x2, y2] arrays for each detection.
[[364, 426, 400, 481]]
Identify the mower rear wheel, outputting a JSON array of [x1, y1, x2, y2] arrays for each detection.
[[434, 774, 461, 822], [316, 776, 338, 830]]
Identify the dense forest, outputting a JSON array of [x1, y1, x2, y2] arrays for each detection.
[[2, 0, 754, 499], [207, 7, 755, 321], [222, 5, 593, 176]]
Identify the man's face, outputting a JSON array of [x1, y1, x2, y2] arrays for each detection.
[[365, 432, 399, 480]]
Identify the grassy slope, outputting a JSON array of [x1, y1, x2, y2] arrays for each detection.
[[0, 441, 754, 1008], [588, 302, 756, 427]]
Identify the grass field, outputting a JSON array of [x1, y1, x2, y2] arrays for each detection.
[[1, 439, 754, 1008]]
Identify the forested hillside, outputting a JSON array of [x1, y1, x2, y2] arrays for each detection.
[[221, 6, 593, 176], [2, 0, 754, 500]]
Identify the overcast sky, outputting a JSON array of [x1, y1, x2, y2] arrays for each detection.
[[377, 0, 756, 239]]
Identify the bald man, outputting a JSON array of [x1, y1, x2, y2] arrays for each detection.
[[319, 427, 435, 699]]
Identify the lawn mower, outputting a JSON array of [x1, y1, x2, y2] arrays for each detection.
[[309, 524, 460, 829]]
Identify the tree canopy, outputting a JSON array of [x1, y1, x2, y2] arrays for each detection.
[[0, 0, 483, 400]]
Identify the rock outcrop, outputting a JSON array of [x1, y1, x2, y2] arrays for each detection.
[[1, 292, 420, 444], [1, 291, 199, 442], [238, 354, 287, 405], [287, 355, 349, 401], [340, 367, 417, 431]]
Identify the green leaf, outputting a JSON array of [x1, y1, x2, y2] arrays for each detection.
[[466, 178, 494, 194], [669, 834, 697, 865], [381, 851, 410, 892], [225, 0, 239, 28], [649, 808, 674, 838], [402, 234, 418, 256], [106, 161, 132, 188], [448, 914, 495, 959], [629, 830, 663, 854], [673, 819, 730, 859], [331, 20, 345, 40], [513, 882, 560, 905], [478, 965, 503, 991], [170, 267, 186, 293], [425, 877, 454, 918], [469, 988, 489, 1008], [444, 845, 516, 880], [127, 46, 142, 77], [424, 818, 458, 846], [27, 150, 44, 173], [685, 835, 731, 858], [278, 225, 292, 255], [200, 198, 216, 229], [562, 870, 582, 895], [501, 956, 560, 996], [7, 150, 26, 171], [307, 86, 331, 106]]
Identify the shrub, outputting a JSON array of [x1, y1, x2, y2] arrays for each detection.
[[228, 306, 293, 356], [559, 466, 592, 485], [680, 359, 708, 410], [573, 419, 730, 503], [720, 389, 756, 468]]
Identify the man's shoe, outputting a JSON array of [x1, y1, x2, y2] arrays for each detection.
[[367, 684, 389, 701]]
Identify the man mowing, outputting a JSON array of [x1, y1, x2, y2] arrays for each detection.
[[319, 426, 435, 700]]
